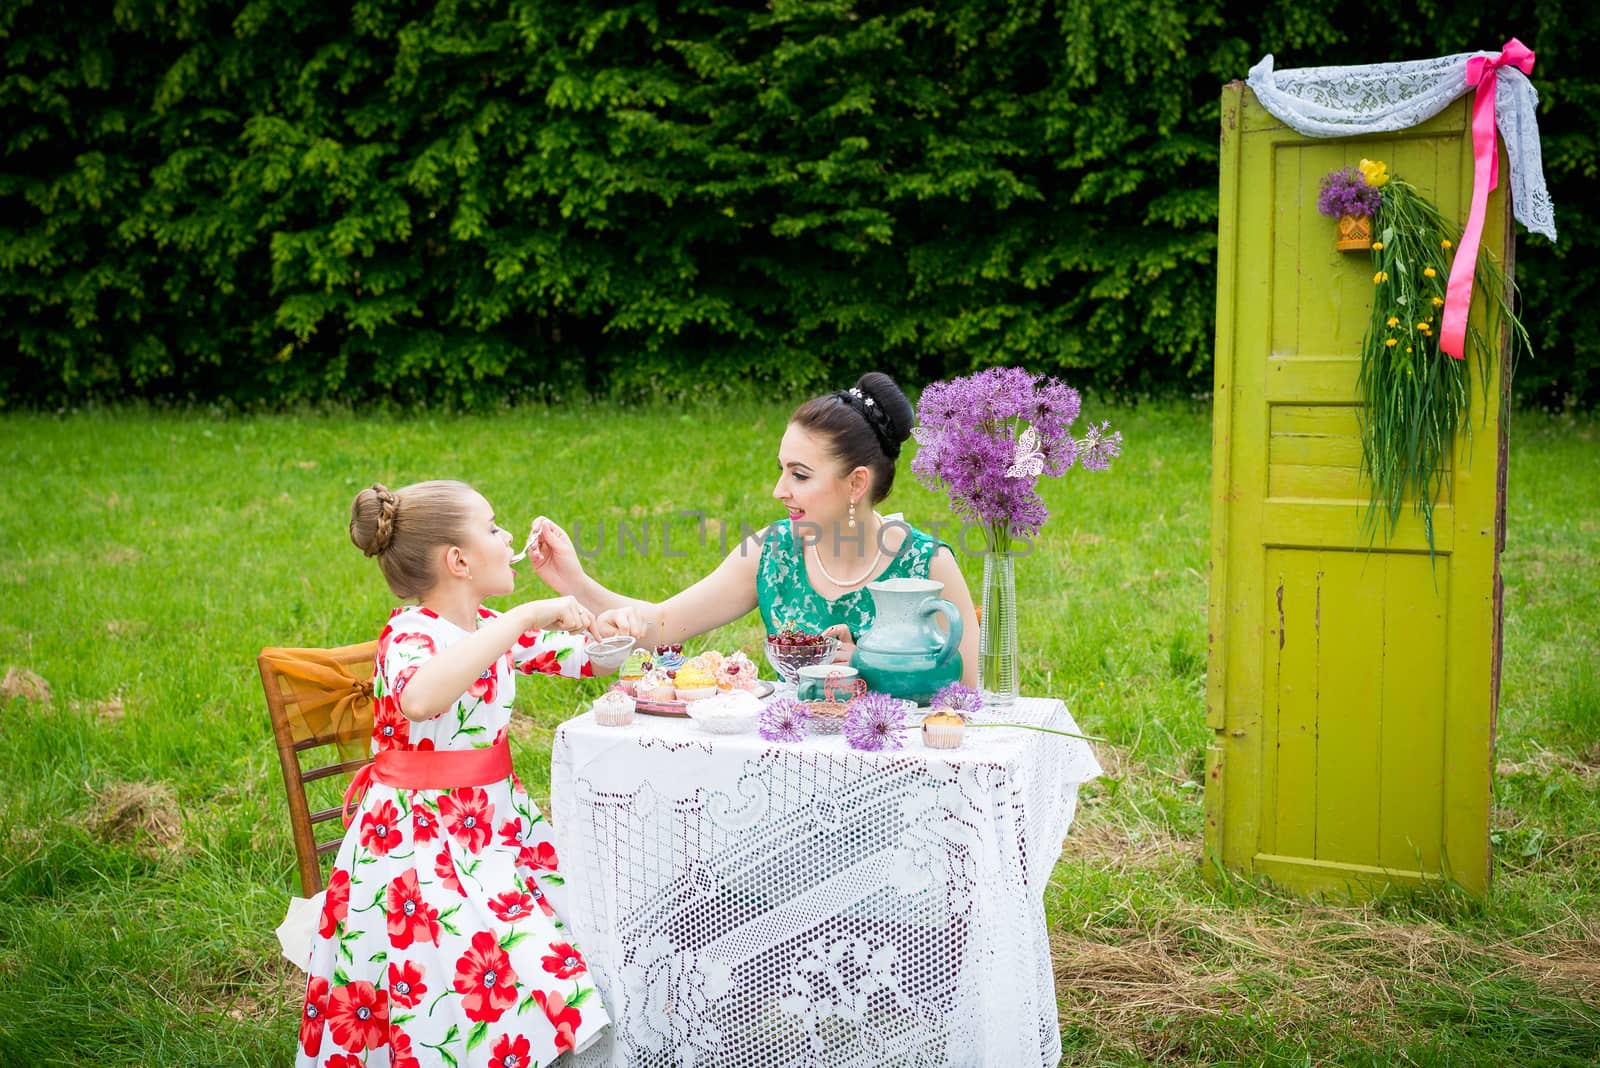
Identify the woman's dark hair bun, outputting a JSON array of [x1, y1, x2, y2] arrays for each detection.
[[854, 372, 914, 445], [788, 371, 916, 506]]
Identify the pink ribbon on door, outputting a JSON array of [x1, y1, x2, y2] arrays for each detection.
[[1439, 38, 1535, 359]]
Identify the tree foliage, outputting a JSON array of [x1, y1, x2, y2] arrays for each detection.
[[2, 1, 1595, 408]]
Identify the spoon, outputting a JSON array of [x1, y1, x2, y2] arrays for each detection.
[[510, 526, 542, 566]]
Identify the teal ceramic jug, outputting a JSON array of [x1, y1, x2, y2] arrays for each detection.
[[851, 578, 963, 705]]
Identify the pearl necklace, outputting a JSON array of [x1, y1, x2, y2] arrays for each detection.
[[806, 514, 884, 590]]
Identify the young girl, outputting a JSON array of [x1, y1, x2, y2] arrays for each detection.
[[296, 480, 638, 1068]]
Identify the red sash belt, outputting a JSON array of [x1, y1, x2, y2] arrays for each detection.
[[342, 741, 513, 827]]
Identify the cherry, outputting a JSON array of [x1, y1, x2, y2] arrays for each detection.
[[769, 625, 827, 648]]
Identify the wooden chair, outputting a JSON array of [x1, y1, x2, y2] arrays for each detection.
[[258, 640, 378, 897]]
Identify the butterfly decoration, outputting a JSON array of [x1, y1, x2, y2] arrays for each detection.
[[1005, 425, 1045, 479]]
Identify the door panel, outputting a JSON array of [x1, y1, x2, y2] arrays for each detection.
[[1205, 84, 1506, 899]]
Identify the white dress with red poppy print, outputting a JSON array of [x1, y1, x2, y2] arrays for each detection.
[[297, 605, 609, 1068]]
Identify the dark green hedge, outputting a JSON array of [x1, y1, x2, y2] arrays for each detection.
[[2, 1, 1596, 409]]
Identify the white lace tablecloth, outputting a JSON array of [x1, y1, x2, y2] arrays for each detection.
[[551, 696, 1102, 1068]]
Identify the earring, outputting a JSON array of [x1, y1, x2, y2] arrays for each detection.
[[848, 500, 857, 528]]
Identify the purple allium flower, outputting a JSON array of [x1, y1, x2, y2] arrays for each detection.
[[759, 696, 811, 742], [1029, 379, 1083, 440], [1076, 421, 1123, 472], [1042, 433, 1078, 478], [930, 683, 983, 717], [910, 368, 1117, 544], [842, 691, 906, 752], [1317, 167, 1381, 219]]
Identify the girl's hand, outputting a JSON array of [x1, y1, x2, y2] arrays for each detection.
[[524, 516, 589, 594], [521, 596, 594, 636], [822, 624, 856, 666], [594, 606, 648, 640]]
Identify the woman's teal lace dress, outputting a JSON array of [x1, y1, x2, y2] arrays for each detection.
[[755, 518, 948, 638]]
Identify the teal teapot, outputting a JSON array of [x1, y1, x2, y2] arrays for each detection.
[[851, 578, 963, 705]]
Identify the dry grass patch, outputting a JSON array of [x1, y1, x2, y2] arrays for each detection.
[[183, 946, 308, 1030], [224, 994, 270, 1023], [89, 781, 185, 855], [1059, 815, 1195, 874], [1054, 900, 1600, 1061], [2, 825, 44, 868], [1087, 742, 1138, 784], [1062, 738, 1203, 869], [1062, 745, 1199, 874], [1, 666, 52, 704], [70, 694, 128, 723], [1499, 743, 1600, 782], [92, 696, 127, 723], [232, 954, 305, 1020]]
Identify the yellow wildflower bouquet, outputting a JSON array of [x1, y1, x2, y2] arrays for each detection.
[[1357, 159, 1531, 554]]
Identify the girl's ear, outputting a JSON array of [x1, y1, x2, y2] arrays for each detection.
[[443, 544, 470, 580]]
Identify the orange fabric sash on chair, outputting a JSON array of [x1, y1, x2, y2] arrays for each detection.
[[342, 741, 513, 826], [258, 645, 377, 766]]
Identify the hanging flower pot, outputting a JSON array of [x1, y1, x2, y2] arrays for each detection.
[[1335, 212, 1373, 250], [1317, 164, 1382, 251]]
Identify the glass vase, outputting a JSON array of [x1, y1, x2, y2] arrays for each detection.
[[979, 551, 1018, 712]]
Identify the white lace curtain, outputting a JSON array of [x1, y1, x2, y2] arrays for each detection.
[[1247, 51, 1557, 242]]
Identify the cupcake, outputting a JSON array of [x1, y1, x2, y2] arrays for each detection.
[[699, 649, 725, 676], [638, 667, 677, 703], [921, 710, 965, 749], [673, 657, 718, 702], [716, 651, 761, 692], [653, 644, 686, 672], [618, 650, 651, 695], [592, 688, 637, 727]]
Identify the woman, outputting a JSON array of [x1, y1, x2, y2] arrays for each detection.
[[523, 372, 979, 685]]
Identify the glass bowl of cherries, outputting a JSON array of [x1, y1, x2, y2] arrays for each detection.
[[764, 627, 838, 687]]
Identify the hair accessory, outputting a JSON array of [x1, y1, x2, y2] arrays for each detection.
[[836, 387, 898, 460]]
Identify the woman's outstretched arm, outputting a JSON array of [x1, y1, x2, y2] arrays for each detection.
[[526, 515, 766, 647], [641, 535, 765, 650]]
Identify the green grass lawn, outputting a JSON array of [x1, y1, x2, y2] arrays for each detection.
[[0, 400, 1595, 1066]]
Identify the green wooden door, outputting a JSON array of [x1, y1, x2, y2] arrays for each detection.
[[1204, 84, 1511, 899]]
